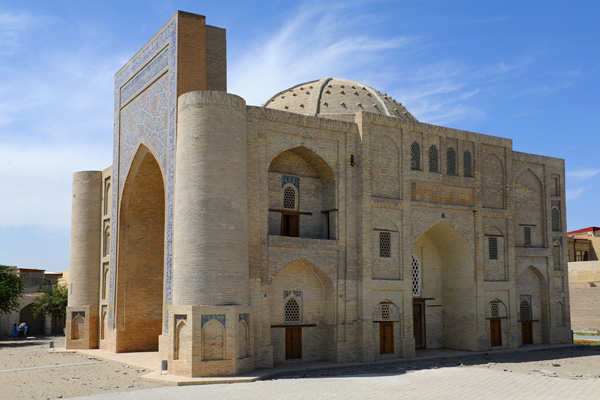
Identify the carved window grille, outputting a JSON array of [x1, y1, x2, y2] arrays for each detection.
[[447, 148, 457, 175], [285, 298, 300, 323], [553, 244, 561, 271], [488, 237, 498, 260], [381, 304, 391, 320], [520, 296, 532, 321], [379, 231, 391, 258], [463, 150, 473, 177], [429, 145, 439, 172], [491, 303, 499, 318], [524, 227, 532, 246], [552, 208, 560, 231], [283, 185, 297, 210], [411, 141, 421, 170], [412, 255, 421, 297]]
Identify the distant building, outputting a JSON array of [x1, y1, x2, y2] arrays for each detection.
[[567, 227, 600, 261], [0, 267, 65, 337], [567, 227, 600, 331], [66, 11, 572, 377]]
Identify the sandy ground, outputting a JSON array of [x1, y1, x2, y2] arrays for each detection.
[[0, 336, 162, 399], [1, 335, 599, 400]]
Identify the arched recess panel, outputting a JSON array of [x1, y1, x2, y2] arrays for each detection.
[[268, 259, 335, 363], [72, 315, 85, 340], [482, 154, 504, 208], [372, 135, 400, 198], [238, 320, 249, 358], [413, 221, 476, 351], [514, 169, 545, 247], [174, 320, 189, 361], [267, 146, 337, 239], [516, 266, 548, 345], [116, 145, 165, 352], [202, 320, 225, 361]]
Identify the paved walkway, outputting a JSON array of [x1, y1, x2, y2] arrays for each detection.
[[66, 366, 600, 400]]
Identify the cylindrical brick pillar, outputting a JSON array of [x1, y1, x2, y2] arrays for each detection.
[[68, 171, 102, 308], [172, 91, 249, 306]]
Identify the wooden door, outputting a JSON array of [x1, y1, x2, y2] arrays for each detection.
[[379, 322, 394, 354], [285, 326, 302, 359], [281, 213, 300, 237], [490, 319, 502, 347], [413, 302, 425, 349], [521, 321, 533, 345]]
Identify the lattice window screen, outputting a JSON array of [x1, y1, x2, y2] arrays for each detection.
[[552, 208, 560, 231], [524, 227, 532, 246], [381, 304, 391, 320], [412, 255, 421, 297], [284, 298, 300, 323], [491, 303, 499, 318], [520, 296, 532, 321], [553, 244, 561, 270], [488, 237, 498, 260], [283, 185, 297, 210], [411, 142, 421, 170], [429, 145, 439, 172], [379, 231, 391, 258], [447, 148, 456, 175], [464, 150, 473, 177]]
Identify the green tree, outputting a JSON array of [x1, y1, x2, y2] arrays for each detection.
[[0, 265, 25, 314], [32, 284, 68, 328]]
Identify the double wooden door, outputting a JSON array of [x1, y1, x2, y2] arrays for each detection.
[[285, 326, 302, 359]]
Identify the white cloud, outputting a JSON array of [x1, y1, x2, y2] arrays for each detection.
[[566, 169, 600, 181]]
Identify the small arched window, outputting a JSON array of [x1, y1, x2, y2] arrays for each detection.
[[282, 184, 298, 210], [411, 142, 421, 170], [284, 297, 301, 323], [103, 225, 110, 257], [429, 145, 439, 172], [447, 148, 456, 175], [552, 208, 560, 231], [412, 255, 421, 297], [464, 150, 473, 177], [553, 242, 561, 271], [519, 296, 532, 321]]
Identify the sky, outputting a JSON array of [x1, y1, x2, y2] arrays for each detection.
[[0, 0, 598, 270]]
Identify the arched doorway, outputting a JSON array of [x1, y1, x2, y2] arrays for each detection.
[[115, 145, 165, 352], [516, 266, 547, 345], [412, 221, 476, 351], [19, 304, 45, 336], [268, 259, 335, 363]]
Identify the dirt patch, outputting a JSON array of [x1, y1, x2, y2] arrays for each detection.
[[0, 335, 162, 399]]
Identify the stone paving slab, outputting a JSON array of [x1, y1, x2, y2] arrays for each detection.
[[66, 366, 600, 400]]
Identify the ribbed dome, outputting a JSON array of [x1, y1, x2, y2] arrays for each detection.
[[263, 78, 417, 122]]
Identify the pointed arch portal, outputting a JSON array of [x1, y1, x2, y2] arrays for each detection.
[[412, 221, 477, 351], [115, 145, 165, 352]]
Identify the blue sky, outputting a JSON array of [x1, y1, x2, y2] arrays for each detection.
[[1, 0, 598, 270]]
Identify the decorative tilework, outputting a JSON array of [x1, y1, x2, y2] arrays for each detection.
[[239, 313, 249, 324], [283, 290, 303, 299], [72, 311, 85, 320], [174, 314, 187, 324], [201, 314, 226, 328], [282, 175, 299, 189], [120, 47, 169, 106], [108, 16, 177, 333]]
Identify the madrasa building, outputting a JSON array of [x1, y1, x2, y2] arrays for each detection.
[[66, 11, 572, 377]]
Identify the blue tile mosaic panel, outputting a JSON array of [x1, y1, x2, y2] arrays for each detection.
[[201, 314, 226, 328], [282, 175, 299, 189]]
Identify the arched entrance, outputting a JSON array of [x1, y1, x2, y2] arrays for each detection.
[[516, 266, 547, 345], [412, 221, 477, 351], [268, 259, 335, 363], [115, 145, 165, 352], [19, 304, 45, 336]]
